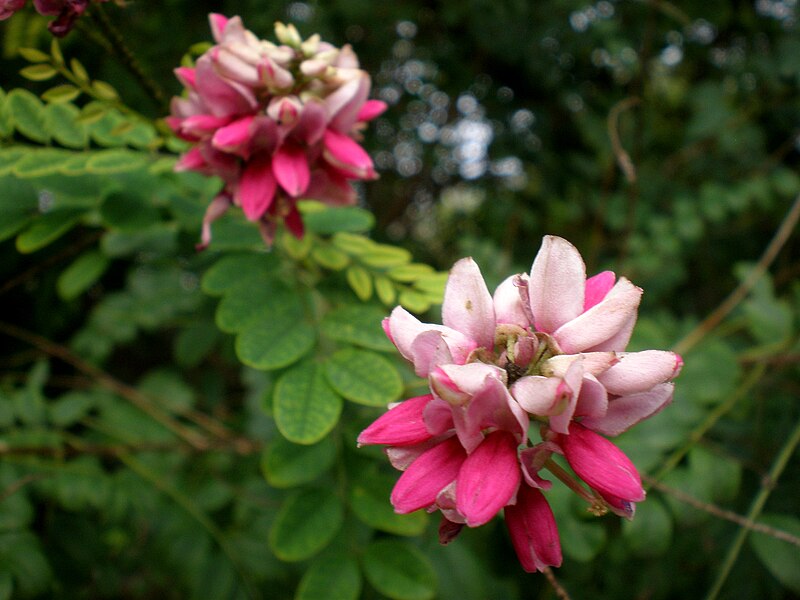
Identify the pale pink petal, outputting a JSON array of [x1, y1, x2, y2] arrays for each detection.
[[208, 13, 230, 43], [587, 312, 637, 353], [442, 258, 495, 349], [529, 235, 586, 334], [423, 397, 455, 436], [323, 129, 376, 180], [505, 485, 562, 572], [597, 350, 683, 396], [558, 423, 645, 502], [391, 437, 466, 514], [213, 46, 260, 86], [573, 374, 608, 419], [542, 352, 618, 378], [236, 154, 276, 221], [357, 394, 434, 447], [357, 99, 388, 122], [194, 56, 258, 116], [510, 376, 566, 416], [409, 331, 454, 378], [437, 363, 506, 396], [582, 382, 674, 437], [273, 144, 311, 197], [327, 75, 370, 132], [584, 271, 616, 311], [548, 358, 586, 434], [458, 376, 528, 452], [493, 275, 531, 328], [430, 367, 470, 407], [553, 277, 642, 354], [174, 66, 196, 89], [455, 431, 521, 526], [197, 193, 231, 250]]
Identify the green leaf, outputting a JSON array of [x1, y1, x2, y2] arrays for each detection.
[[399, 289, 431, 314], [100, 191, 160, 231], [16, 208, 85, 253], [56, 250, 109, 300], [346, 265, 373, 301], [674, 340, 740, 406], [6, 89, 49, 143], [359, 244, 413, 268], [268, 488, 344, 562], [280, 229, 312, 259], [77, 102, 108, 125], [91, 80, 119, 101], [331, 232, 375, 254], [301, 204, 375, 234], [749, 513, 800, 593], [374, 275, 396, 305], [86, 149, 147, 174], [388, 264, 436, 282], [296, 556, 362, 600], [622, 498, 673, 557], [324, 348, 402, 406], [0, 177, 36, 242], [50, 39, 64, 65], [321, 304, 394, 352], [236, 318, 316, 371], [174, 322, 218, 367], [261, 435, 337, 487], [45, 103, 88, 149], [310, 244, 350, 270], [11, 148, 72, 178], [688, 446, 741, 504], [17, 47, 50, 63], [19, 64, 57, 81], [202, 253, 278, 295], [138, 369, 195, 412], [48, 391, 95, 427], [70, 58, 90, 83], [362, 540, 437, 600], [41, 84, 80, 104], [349, 472, 428, 536], [273, 361, 342, 444]]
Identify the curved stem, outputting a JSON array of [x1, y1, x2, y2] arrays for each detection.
[[673, 192, 800, 355], [705, 414, 800, 600]]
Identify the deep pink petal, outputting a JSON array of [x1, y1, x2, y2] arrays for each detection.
[[174, 66, 197, 89], [456, 431, 521, 526], [547, 358, 586, 434], [573, 374, 609, 420], [292, 99, 329, 146], [283, 201, 305, 239], [553, 277, 642, 354], [305, 168, 357, 206], [423, 397, 455, 436], [212, 115, 255, 156], [391, 437, 466, 514], [273, 144, 311, 197], [208, 13, 229, 42], [582, 382, 674, 436], [442, 257, 495, 349], [323, 129, 376, 180], [597, 350, 683, 396], [357, 99, 388, 122], [559, 423, 645, 502], [529, 235, 586, 334], [505, 485, 562, 572], [175, 147, 207, 172], [236, 154, 276, 221], [358, 395, 434, 447], [584, 271, 616, 311]]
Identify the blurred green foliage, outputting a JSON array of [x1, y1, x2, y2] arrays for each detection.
[[1, 1, 800, 599]]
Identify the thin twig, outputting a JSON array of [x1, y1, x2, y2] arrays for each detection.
[[673, 192, 800, 355], [542, 567, 571, 600], [0, 473, 47, 503], [608, 97, 641, 184], [0, 321, 207, 449], [89, 4, 168, 111], [644, 475, 800, 547], [705, 414, 800, 600], [649, 363, 766, 485], [0, 438, 262, 458]]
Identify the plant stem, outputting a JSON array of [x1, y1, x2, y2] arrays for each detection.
[[705, 414, 800, 600]]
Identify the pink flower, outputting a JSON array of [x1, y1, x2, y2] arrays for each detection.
[[359, 235, 682, 572], [0, 0, 107, 36], [168, 14, 387, 248]]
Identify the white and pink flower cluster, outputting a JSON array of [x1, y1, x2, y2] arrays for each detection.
[[167, 14, 386, 247], [358, 235, 682, 572]]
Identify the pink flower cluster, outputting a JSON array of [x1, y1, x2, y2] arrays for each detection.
[[0, 0, 106, 36], [358, 235, 682, 572], [167, 14, 386, 247]]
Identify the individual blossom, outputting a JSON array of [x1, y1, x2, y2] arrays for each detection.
[[0, 0, 108, 37], [359, 235, 682, 572], [167, 14, 386, 248]]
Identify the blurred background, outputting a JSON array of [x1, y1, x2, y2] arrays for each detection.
[[1, 0, 800, 598]]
